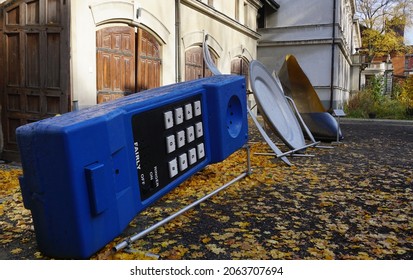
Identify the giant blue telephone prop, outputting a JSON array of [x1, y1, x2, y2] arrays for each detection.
[[17, 75, 248, 258]]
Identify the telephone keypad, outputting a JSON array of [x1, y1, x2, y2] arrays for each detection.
[[132, 95, 206, 200]]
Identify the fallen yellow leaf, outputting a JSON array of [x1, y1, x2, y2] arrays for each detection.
[[10, 248, 23, 254]]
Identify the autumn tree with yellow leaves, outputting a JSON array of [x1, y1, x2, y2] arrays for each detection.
[[356, 0, 413, 58], [398, 75, 413, 113]]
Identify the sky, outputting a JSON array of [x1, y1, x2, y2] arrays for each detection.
[[405, 26, 413, 45]]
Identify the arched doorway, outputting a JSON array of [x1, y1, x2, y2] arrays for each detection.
[[96, 26, 162, 103], [185, 45, 217, 81], [231, 56, 250, 90]]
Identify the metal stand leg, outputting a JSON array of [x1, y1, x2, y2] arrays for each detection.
[[332, 109, 346, 145], [249, 108, 320, 159], [285, 96, 335, 150], [254, 141, 320, 158], [247, 107, 292, 166], [331, 116, 343, 145], [285, 96, 316, 144], [112, 145, 252, 253], [336, 116, 341, 142]]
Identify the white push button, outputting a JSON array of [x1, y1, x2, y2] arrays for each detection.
[[166, 135, 176, 153], [188, 148, 197, 165], [184, 103, 193, 120], [168, 158, 178, 178], [178, 153, 188, 171], [164, 111, 174, 129], [186, 126, 195, 143], [195, 122, 203, 138], [194, 100, 202, 116], [174, 107, 184, 125], [176, 130, 185, 148], [197, 143, 205, 159]]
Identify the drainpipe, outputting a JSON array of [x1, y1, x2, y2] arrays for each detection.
[[68, 0, 77, 111], [329, 0, 336, 110], [175, 0, 182, 83]]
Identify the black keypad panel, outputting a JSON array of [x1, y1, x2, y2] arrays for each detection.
[[131, 95, 205, 200]]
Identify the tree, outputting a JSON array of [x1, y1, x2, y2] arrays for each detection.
[[399, 75, 413, 111], [356, 0, 413, 57]]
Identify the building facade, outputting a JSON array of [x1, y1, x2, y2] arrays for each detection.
[[257, 0, 360, 110], [0, 0, 363, 160], [0, 0, 262, 159]]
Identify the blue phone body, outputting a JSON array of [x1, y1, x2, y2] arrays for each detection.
[[17, 75, 248, 258]]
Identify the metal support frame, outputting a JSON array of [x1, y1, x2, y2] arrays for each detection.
[[113, 144, 252, 253], [332, 109, 346, 144], [248, 102, 320, 164], [285, 96, 334, 150], [201, 41, 322, 162], [247, 107, 292, 166], [254, 141, 320, 158], [285, 96, 316, 144], [203, 32, 221, 76]]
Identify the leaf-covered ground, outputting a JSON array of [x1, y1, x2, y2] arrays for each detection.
[[1, 118, 412, 260]]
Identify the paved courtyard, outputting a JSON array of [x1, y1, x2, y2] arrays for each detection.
[[1, 118, 412, 259]]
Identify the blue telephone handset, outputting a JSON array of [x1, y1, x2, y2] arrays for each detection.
[[17, 75, 248, 258]]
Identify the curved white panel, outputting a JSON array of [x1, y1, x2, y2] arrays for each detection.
[[203, 34, 221, 75], [249, 60, 306, 150]]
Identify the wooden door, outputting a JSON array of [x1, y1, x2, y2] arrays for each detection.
[[185, 46, 216, 81], [0, 0, 70, 158], [231, 57, 250, 89], [96, 26, 136, 103], [96, 27, 161, 103], [137, 29, 161, 92]]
